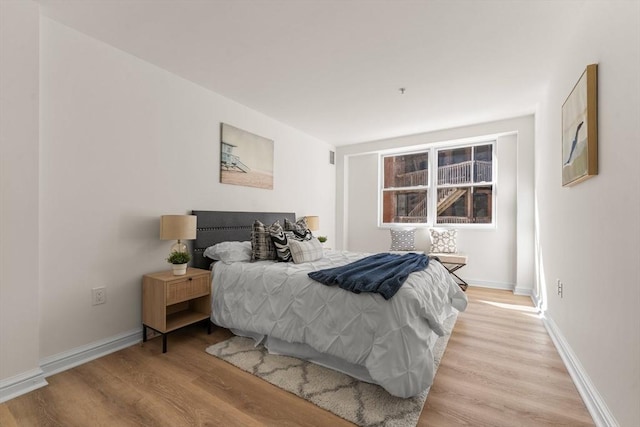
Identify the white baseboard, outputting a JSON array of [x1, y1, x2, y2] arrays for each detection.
[[513, 286, 533, 297], [529, 292, 540, 309], [467, 281, 533, 300], [0, 368, 48, 403], [1, 329, 141, 403], [543, 316, 619, 427], [467, 279, 515, 291], [40, 328, 142, 377]]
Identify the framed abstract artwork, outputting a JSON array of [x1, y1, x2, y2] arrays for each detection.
[[562, 64, 598, 187], [220, 123, 274, 190]]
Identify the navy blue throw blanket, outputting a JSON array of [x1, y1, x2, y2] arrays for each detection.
[[308, 252, 429, 300]]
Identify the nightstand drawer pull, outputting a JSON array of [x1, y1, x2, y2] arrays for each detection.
[[166, 276, 209, 305]]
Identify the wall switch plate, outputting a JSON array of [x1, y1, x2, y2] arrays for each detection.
[[92, 287, 107, 305]]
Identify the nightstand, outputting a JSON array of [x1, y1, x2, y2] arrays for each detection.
[[142, 267, 212, 353]]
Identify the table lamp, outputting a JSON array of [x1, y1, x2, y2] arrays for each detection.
[[305, 216, 319, 232], [160, 215, 197, 254]]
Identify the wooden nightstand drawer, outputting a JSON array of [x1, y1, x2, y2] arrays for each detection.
[[166, 275, 209, 305]]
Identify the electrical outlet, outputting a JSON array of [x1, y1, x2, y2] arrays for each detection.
[[556, 279, 563, 298], [92, 287, 107, 305]]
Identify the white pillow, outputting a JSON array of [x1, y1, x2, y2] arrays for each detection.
[[204, 241, 252, 262], [429, 229, 457, 253], [390, 228, 416, 251], [414, 228, 432, 252], [288, 238, 324, 264]]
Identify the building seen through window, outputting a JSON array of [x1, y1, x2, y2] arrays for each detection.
[[381, 142, 494, 225]]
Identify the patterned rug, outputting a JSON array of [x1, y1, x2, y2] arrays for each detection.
[[205, 313, 457, 427]]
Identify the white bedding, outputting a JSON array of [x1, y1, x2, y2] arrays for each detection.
[[211, 250, 467, 398]]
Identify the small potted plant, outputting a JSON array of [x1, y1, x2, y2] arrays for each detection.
[[167, 251, 191, 276], [317, 236, 328, 245]]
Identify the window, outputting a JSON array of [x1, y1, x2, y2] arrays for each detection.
[[436, 143, 494, 224], [381, 152, 429, 223], [380, 142, 495, 226]]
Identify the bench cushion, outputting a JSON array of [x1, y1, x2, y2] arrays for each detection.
[[429, 252, 467, 264]]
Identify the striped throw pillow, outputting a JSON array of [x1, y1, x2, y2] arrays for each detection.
[[251, 220, 277, 261]]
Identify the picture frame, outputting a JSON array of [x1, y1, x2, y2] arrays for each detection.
[[562, 64, 598, 187], [220, 123, 274, 190]]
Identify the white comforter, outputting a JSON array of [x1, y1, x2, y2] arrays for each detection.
[[211, 250, 468, 397]]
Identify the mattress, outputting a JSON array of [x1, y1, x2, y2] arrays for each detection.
[[210, 250, 467, 398]]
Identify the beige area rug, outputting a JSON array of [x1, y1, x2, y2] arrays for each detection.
[[205, 313, 457, 427]]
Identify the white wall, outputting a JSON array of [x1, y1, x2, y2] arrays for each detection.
[[37, 17, 335, 359], [534, 2, 639, 425], [0, 0, 43, 392], [337, 117, 534, 291], [1, 11, 335, 392]]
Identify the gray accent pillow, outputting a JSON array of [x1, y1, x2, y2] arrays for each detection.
[[390, 228, 416, 251]]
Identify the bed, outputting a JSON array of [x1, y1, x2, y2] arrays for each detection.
[[192, 210, 467, 398]]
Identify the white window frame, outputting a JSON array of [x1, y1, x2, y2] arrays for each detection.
[[379, 140, 497, 228]]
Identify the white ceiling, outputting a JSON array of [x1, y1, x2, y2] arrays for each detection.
[[37, 0, 580, 146]]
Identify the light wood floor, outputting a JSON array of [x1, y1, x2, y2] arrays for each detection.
[[0, 287, 594, 426]]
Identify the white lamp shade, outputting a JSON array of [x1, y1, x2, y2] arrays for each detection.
[[305, 216, 320, 231], [160, 215, 197, 240]]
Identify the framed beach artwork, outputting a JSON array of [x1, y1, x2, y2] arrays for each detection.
[[562, 64, 598, 187], [220, 123, 274, 190]]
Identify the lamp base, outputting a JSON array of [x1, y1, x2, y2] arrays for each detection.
[[170, 241, 188, 254]]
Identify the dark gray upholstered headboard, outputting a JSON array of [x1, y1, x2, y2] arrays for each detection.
[[191, 210, 296, 270]]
